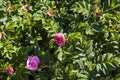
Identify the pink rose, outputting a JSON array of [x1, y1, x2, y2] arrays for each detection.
[[54, 33, 66, 46], [25, 55, 40, 71], [6, 66, 14, 74]]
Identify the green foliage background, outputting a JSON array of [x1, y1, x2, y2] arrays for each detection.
[[0, 0, 120, 80]]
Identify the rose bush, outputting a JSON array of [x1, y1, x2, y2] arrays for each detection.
[[0, 0, 120, 80]]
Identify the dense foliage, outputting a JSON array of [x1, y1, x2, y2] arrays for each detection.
[[0, 0, 120, 80]]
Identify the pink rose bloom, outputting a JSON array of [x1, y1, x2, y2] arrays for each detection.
[[54, 33, 66, 46], [6, 66, 14, 74], [25, 55, 40, 71]]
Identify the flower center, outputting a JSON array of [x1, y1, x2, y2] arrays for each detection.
[[57, 37, 63, 42], [29, 62, 37, 67]]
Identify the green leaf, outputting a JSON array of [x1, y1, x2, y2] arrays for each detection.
[[91, 23, 103, 32], [58, 50, 62, 62], [85, 40, 94, 59], [33, 13, 42, 21], [7, 76, 11, 80]]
